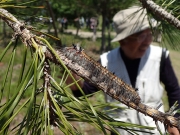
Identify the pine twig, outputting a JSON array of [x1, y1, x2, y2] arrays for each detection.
[[1, 8, 180, 131], [140, 0, 180, 29]]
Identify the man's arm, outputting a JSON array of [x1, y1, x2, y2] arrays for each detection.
[[160, 55, 180, 134], [160, 55, 180, 113]]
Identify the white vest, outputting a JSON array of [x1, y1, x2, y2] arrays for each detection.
[[100, 45, 168, 135]]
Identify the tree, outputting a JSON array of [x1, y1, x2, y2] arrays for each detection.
[[0, 0, 180, 135]]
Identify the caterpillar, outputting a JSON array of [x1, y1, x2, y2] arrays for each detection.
[[45, 45, 180, 129], [58, 46, 141, 104]]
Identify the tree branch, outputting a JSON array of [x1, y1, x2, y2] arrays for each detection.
[[1, 7, 180, 130], [140, 0, 180, 29]]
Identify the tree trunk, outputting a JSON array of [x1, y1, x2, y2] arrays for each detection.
[[107, 22, 111, 51], [46, 1, 61, 47], [76, 27, 80, 36], [92, 27, 97, 42], [100, 14, 106, 53]]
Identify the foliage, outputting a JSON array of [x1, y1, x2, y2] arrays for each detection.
[[0, 0, 180, 135], [0, 5, 155, 135], [143, 0, 180, 50]]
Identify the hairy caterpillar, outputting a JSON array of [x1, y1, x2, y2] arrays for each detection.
[[45, 45, 180, 129], [58, 46, 141, 104]]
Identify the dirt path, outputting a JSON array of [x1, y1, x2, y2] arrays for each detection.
[[64, 29, 116, 39]]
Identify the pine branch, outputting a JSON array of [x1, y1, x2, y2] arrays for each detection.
[[140, 0, 180, 29], [1, 7, 180, 131]]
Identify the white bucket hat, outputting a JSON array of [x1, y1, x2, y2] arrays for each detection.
[[111, 6, 150, 42]]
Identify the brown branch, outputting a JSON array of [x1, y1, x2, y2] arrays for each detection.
[[45, 0, 62, 47], [140, 0, 180, 29], [1, 8, 180, 130]]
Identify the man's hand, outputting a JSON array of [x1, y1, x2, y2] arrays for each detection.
[[168, 126, 180, 135]]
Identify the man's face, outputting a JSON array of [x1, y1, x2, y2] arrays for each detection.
[[120, 29, 153, 59]]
